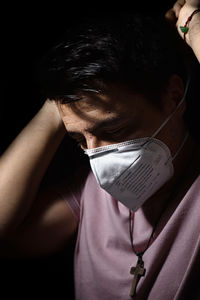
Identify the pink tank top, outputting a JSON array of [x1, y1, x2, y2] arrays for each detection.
[[55, 167, 200, 300]]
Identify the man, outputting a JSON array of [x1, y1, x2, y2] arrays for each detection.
[[0, 1, 200, 299]]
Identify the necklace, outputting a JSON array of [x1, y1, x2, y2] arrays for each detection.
[[128, 134, 196, 297], [128, 201, 170, 298]]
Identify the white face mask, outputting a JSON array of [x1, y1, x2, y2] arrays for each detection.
[[84, 79, 190, 211]]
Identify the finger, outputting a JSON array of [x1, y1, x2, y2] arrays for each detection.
[[175, 0, 186, 5], [173, 3, 183, 18], [173, 0, 186, 17]]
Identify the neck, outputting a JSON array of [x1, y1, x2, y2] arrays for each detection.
[[141, 134, 199, 225]]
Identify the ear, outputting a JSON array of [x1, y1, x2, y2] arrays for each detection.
[[161, 74, 186, 116]]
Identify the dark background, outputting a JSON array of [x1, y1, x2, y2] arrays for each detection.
[[1, 2, 199, 299]]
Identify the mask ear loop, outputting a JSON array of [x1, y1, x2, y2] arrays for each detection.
[[170, 131, 189, 162], [151, 76, 191, 140]]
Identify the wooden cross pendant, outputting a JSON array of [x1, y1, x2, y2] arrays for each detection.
[[129, 256, 146, 298]]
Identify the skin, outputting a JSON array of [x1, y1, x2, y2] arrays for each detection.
[[59, 76, 185, 150], [58, 75, 197, 223], [166, 0, 200, 61], [57, 0, 200, 222], [1, 0, 199, 258]]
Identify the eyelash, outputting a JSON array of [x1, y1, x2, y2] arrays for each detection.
[[75, 128, 126, 149], [101, 128, 125, 139], [76, 138, 87, 149]]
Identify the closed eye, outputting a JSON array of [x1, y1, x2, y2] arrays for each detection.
[[67, 116, 137, 149], [76, 138, 87, 149], [71, 128, 128, 150], [67, 132, 87, 149], [98, 127, 129, 141]]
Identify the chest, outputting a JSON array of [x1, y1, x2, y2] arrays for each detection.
[[75, 186, 200, 299]]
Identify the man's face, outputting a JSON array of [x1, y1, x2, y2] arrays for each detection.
[[58, 82, 185, 156]]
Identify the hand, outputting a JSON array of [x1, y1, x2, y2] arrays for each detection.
[[165, 0, 200, 46]]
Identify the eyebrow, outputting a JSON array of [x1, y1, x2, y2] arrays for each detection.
[[67, 116, 122, 138]]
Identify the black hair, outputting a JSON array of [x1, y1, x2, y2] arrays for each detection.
[[37, 11, 188, 105]]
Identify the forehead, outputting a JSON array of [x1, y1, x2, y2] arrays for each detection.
[[59, 85, 160, 131], [60, 92, 123, 123], [62, 85, 143, 113]]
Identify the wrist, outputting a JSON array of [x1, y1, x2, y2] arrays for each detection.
[[179, 8, 200, 45], [187, 13, 200, 46], [40, 99, 66, 135]]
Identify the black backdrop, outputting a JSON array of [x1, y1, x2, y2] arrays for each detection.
[[1, 2, 199, 299], [1, 1, 177, 152]]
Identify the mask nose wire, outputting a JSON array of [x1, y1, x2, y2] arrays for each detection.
[[150, 76, 191, 140]]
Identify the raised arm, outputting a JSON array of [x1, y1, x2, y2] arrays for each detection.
[[166, 0, 200, 62], [0, 99, 81, 258], [0, 100, 66, 237]]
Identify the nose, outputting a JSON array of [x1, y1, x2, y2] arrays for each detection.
[[86, 135, 110, 149]]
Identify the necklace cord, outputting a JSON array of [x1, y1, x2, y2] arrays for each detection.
[[129, 129, 191, 257], [129, 189, 177, 258]]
